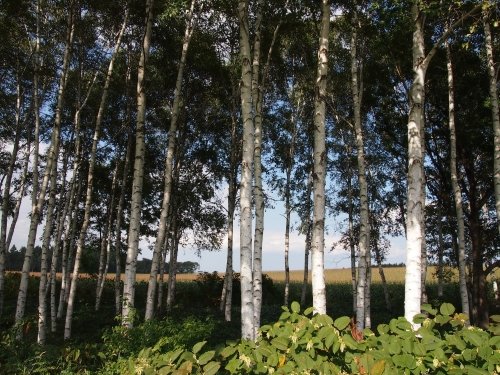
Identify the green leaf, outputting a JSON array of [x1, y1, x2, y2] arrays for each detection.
[[291, 301, 300, 313], [271, 336, 289, 351], [304, 307, 314, 316], [440, 303, 455, 316], [225, 358, 241, 373], [371, 360, 386, 375], [197, 350, 215, 365], [334, 316, 350, 330], [490, 315, 500, 323], [421, 304, 438, 316], [463, 365, 490, 374], [413, 313, 427, 324], [377, 324, 389, 335], [203, 361, 221, 375], [192, 341, 206, 354], [388, 337, 401, 355], [220, 346, 237, 359], [392, 353, 416, 369]]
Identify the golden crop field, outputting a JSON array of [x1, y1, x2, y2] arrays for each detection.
[[22, 266, 500, 283]]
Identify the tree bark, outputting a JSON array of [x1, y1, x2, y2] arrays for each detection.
[[404, 3, 426, 326], [311, 0, 330, 315], [446, 41, 470, 318], [238, 0, 255, 340], [351, 9, 370, 330], [145, 0, 196, 320], [483, 10, 500, 234], [37, 159, 58, 344], [251, 0, 264, 335], [301, 171, 313, 307], [95, 161, 119, 311], [122, 0, 154, 328]]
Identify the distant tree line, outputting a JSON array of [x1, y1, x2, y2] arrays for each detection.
[[5, 245, 199, 274]]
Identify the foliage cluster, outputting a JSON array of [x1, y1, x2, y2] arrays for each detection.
[[126, 302, 500, 375]]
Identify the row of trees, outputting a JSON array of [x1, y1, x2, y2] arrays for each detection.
[[0, 0, 498, 343]]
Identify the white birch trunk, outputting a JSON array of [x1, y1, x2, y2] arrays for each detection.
[[15, 7, 75, 329], [95, 161, 119, 311], [220, 169, 236, 321], [301, 171, 313, 307], [483, 11, 500, 234], [404, 3, 426, 326], [446, 41, 470, 318], [122, 0, 154, 327], [284, 93, 299, 307], [311, 0, 330, 315], [57, 165, 82, 319], [115, 137, 132, 315], [50, 154, 69, 332], [404, 2, 481, 327], [166, 227, 179, 313], [238, 0, 255, 340], [38, 160, 58, 344], [6, 137, 31, 252], [251, 0, 264, 335], [145, 0, 196, 320], [351, 12, 370, 330]]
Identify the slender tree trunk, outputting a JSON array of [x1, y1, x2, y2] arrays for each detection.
[[437, 213, 444, 298], [156, 239, 167, 316], [114, 137, 132, 316], [238, 0, 255, 340], [15, 6, 75, 329], [446, 41, 470, 318], [284, 95, 298, 307], [57, 164, 82, 320], [344, 140, 357, 313], [50, 152, 69, 332], [166, 222, 179, 313], [6, 136, 31, 251], [351, 10, 370, 330], [404, 4, 426, 326], [38, 159, 58, 344], [145, 0, 196, 320], [374, 243, 391, 312], [404, 1, 481, 328], [220, 169, 236, 321], [364, 259, 371, 329], [95, 161, 120, 311], [122, 0, 154, 328], [483, 11, 500, 234], [301, 172, 313, 307], [251, 0, 265, 335], [311, 0, 330, 315]]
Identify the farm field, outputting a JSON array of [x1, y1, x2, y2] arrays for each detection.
[[24, 265, 498, 283]]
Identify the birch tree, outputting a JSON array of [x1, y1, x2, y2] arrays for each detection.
[[445, 39, 470, 319], [404, 2, 480, 326], [15, 3, 75, 329], [483, 5, 500, 234], [122, 0, 154, 327], [350, 7, 370, 330], [145, 0, 196, 320], [238, 0, 255, 340], [311, 0, 330, 315], [65, 9, 129, 326]]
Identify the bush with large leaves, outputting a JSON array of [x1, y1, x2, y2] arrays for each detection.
[[124, 302, 500, 374]]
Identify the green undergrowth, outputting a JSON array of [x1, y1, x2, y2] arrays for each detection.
[[125, 302, 500, 375]]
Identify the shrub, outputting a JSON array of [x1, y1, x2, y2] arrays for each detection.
[[125, 302, 500, 374]]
